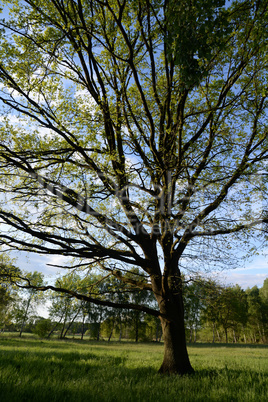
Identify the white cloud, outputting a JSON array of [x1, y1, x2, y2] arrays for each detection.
[[222, 271, 267, 289]]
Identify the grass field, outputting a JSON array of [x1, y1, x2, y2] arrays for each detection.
[[0, 336, 267, 402]]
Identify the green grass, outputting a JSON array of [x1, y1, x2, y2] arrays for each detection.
[[0, 336, 267, 402]]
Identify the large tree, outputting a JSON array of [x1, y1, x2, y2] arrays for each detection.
[[0, 0, 268, 374]]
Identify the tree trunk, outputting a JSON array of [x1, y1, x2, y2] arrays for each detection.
[[233, 329, 237, 343], [63, 309, 80, 338], [19, 297, 32, 337], [81, 313, 86, 340], [48, 313, 64, 338], [225, 328, 228, 343], [60, 310, 68, 339], [155, 321, 161, 342], [108, 319, 114, 342], [151, 261, 194, 375], [189, 327, 193, 343], [118, 316, 122, 342], [96, 322, 100, 341], [135, 315, 139, 343], [159, 314, 194, 375]]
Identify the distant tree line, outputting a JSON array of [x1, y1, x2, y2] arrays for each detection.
[[0, 262, 267, 344]]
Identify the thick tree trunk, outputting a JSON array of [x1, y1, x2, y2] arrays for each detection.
[[156, 282, 194, 375], [150, 257, 194, 375], [159, 314, 194, 375]]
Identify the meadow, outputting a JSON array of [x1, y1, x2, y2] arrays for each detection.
[[0, 335, 267, 402]]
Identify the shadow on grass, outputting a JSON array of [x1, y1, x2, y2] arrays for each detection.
[[0, 344, 156, 402], [0, 341, 267, 402]]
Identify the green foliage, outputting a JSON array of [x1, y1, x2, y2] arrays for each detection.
[[165, 0, 231, 87], [33, 318, 53, 338]]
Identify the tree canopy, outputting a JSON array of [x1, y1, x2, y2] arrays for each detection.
[[0, 0, 268, 374]]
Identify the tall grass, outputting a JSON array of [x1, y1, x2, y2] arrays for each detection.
[[0, 336, 267, 401]]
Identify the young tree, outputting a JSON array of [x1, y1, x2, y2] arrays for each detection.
[[0, 0, 268, 374]]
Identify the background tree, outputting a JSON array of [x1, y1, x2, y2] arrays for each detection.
[[246, 284, 267, 343], [13, 271, 44, 337], [0, 0, 268, 374]]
